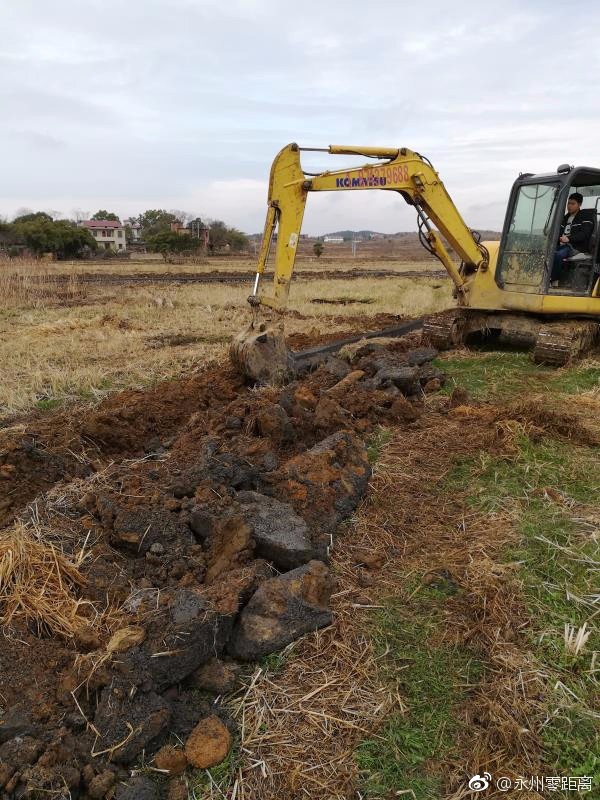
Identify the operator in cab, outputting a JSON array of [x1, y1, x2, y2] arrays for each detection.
[[551, 192, 595, 286]]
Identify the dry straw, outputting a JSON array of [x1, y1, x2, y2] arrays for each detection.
[[0, 522, 91, 638], [219, 401, 555, 799]]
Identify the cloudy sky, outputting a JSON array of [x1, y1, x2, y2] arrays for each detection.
[[2, 0, 599, 234]]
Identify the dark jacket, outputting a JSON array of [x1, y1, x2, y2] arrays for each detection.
[[559, 208, 596, 252]]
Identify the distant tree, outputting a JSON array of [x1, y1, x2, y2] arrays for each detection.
[[91, 210, 119, 221], [13, 211, 53, 224], [0, 221, 20, 250], [169, 210, 195, 226], [207, 220, 248, 252], [207, 220, 228, 250], [135, 209, 178, 238], [13, 218, 97, 259], [226, 227, 249, 252], [313, 241, 324, 258], [147, 231, 203, 262]]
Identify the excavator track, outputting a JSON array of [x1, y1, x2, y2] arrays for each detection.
[[532, 321, 600, 366], [423, 311, 600, 366], [422, 311, 465, 350]]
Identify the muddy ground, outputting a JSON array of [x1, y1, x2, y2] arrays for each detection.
[[0, 321, 445, 799]]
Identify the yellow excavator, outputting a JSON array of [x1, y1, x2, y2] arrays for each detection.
[[230, 143, 600, 381]]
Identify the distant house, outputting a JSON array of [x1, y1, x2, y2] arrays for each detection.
[[323, 236, 344, 244], [78, 219, 126, 251], [123, 218, 142, 242], [171, 218, 210, 249], [170, 220, 190, 236]]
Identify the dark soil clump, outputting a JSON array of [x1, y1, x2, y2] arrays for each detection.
[[0, 329, 443, 798]]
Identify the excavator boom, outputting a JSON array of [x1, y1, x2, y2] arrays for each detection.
[[231, 142, 487, 381], [250, 143, 487, 312]]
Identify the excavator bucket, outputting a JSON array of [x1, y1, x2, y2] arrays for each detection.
[[229, 320, 295, 384]]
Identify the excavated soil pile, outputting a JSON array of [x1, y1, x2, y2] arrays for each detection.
[[0, 334, 444, 799]]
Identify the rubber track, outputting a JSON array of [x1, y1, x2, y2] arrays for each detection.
[[294, 319, 424, 361]]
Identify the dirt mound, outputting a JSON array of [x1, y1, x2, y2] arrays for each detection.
[[80, 365, 244, 455], [507, 393, 600, 446], [0, 425, 93, 528], [0, 363, 244, 528], [0, 331, 445, 798]]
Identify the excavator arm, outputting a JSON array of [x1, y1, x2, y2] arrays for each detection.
[[231, 142, 488, 382], [250, 143, 488, 312]]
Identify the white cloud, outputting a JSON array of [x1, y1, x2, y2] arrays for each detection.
[[1, 0, 599, 235]]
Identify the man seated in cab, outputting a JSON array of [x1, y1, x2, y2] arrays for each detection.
[[551, 192, 595, 286]]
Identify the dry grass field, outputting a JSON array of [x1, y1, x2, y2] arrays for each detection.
[[2, 252, 441, 276], [0, 257, 452, 418]]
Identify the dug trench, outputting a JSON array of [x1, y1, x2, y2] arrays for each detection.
[[0, 329, 446, 799], [0, 312, 405, 527]]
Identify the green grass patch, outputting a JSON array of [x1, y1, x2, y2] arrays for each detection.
[[445, 431, 600, 781], [445, 436, 599, 512], [355, 592, 483, 798], [367, 426, 393, 463], [435, 351, 549, 400], [436, 351, 600, 402], [259, 648, 289, 675], [35, 397, 62, 411], [547, 365, 600, 395]]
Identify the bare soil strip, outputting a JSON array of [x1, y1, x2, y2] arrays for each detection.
[[22, 268, 446, 286]]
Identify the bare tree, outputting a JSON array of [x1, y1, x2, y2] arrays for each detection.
[[13, 207, 33, 221], [169, 209, 195, 226]]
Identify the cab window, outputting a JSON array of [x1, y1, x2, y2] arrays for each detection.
[[498, 183, 559, 290]]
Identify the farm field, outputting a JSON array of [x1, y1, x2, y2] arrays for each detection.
[[3, 2, 599, 798], [1, 235, 450, 276], [0, 257, 451, 418], [0, 256, 598, 800]]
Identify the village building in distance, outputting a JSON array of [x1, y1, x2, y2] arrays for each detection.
[[170, 218, 210, 249], [77, 219, 127, 251], [122, 218, 142, 242]]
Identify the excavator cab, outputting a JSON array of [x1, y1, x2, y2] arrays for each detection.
[[496, 167, 600, 297]]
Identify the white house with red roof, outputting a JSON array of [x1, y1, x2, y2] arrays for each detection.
[[78, 219, 127, 251]]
